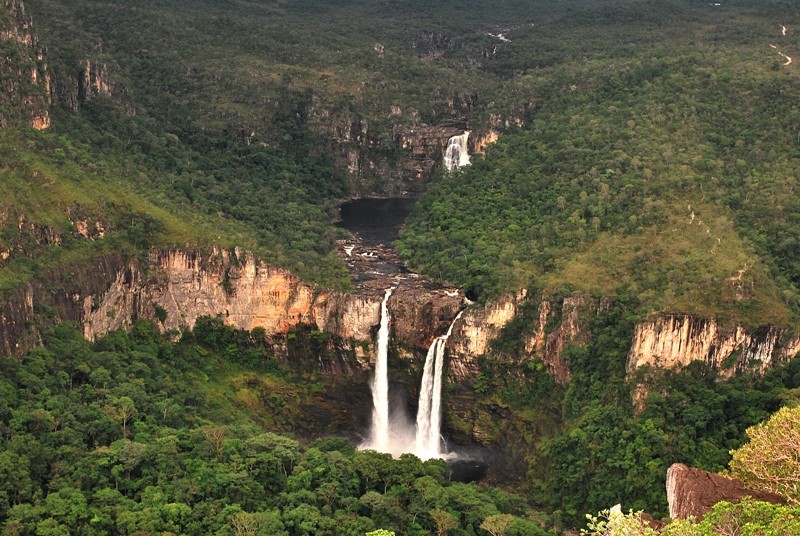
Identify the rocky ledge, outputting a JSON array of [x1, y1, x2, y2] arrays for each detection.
[[666, 463, 786, 521]]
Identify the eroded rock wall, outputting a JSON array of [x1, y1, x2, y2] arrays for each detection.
[[0, 0, 51, 128], [0, 283, 35, 355], [627, 315, 800, 375], [0, 247, 465, 366], [448, 291, 587, 383]]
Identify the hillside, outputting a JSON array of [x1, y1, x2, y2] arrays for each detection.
[[398, 0, 800, 327], [4, 0, 798, 327]]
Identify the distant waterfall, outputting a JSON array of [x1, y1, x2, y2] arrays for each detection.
[[415, 310, 464, 459], [365, 287, 393, 452], [444, 131, 471, 171]]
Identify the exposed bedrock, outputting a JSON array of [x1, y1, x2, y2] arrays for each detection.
[[666, 463, 787, 521]]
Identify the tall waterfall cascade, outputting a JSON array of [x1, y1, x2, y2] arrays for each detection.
[[362, 287, 394, 453], [443, 131, 471, 171], [360, 288, 464, 460], [415, 310, 464, 460]]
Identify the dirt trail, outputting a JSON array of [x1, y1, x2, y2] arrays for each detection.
[[770, 25, 792, 66]]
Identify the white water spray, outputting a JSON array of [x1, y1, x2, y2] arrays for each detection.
[[444, 131, 471, 171], [361, 291, 464, 460], [415, 311, 464, 460], [363, 287, 393, 453]]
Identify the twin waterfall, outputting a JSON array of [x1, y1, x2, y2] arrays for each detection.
[[361, 288, 462, 460], [415, 310, 464, 459], [443, 131, 471, 171]]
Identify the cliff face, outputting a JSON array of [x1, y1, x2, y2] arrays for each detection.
[[0, 0, 51, 129], [0, 247, 464, 366], [0, 0, 118, 128], [448, 291, 586, 383], [313, 110, 492, 197], [5, 251, 798, 381], [0, 283, 35, 355], [627, 315, 800, 375], [446, 292, 800, 385]]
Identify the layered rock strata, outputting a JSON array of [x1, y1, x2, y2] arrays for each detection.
[[627, 315, 800, 375], [0, 248, 464, 366], [448, 291, 586, 383]]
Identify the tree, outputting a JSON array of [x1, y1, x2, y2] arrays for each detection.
[[103, 396, 137, 438], [581, 507, 657, 536], [229, 511, 287, 536], [481, 513, 516, 536], [728, 406, 800, 503], [203, 427, 226, 459], [430, 508, 459, 536]]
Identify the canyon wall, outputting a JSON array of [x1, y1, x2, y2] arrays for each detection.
[[0, 0, 51, 129], [309, 108, 503, 197], [448, 291, 589, 383], [0, 247, 463, 365], [447, 293, 799, 384], [627, 315, 800, 375], [4, 252, 798, 381]]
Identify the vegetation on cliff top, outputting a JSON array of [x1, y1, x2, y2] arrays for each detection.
[[4, 0, 799, 326], [398, 0, 800, 326]]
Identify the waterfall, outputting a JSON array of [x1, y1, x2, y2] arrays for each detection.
[[361, 290, 464, 461], [443, 131, 471, 171], [362, 287, 394, 453], [415, 310, 464, 459]]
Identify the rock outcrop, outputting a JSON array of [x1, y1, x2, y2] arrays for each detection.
[[0, 283, 35, 356], [0, 247, 464, 367], [449, 291, 588, 383], [450, 290, 527, 373], [0, 0, 51, 129], [80, 248, 463, 352], [666, 463, 786, 521], [628, 316, 800, 375]]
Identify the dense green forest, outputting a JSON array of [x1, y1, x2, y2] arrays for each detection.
[[0, 318, 798, 533], [5, 0, 800, 323], [0, 321, 554, 535], [398, 1, 800, 325]]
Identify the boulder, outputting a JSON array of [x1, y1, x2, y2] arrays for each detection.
[[666, 463, 786, 520]]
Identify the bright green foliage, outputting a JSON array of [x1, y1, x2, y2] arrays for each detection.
[[584, 500, 800, 535], [582, 508, 658, 536], [0, 321, 553, 535], [669, 499, 800, 536], [728, 406, 800, 503]]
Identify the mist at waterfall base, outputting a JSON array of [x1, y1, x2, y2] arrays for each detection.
[[359, 296, 488, 480]]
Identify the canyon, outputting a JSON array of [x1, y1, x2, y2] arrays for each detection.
[[2, 243, 797, 393]]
